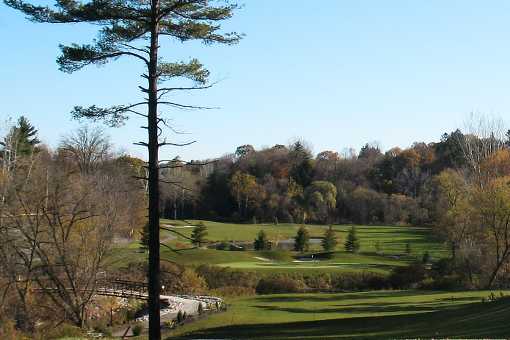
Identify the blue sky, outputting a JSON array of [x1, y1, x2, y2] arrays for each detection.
[[2, 0, 510, 160]]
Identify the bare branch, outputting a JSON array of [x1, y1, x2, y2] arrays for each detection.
[[158, 101, 218, 110], [158, 140, 196, 147]]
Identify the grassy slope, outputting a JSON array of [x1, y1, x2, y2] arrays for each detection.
[[161, 220, 445, 273], [161, 219, 444, 256], [108, 220, 446, 274], [168, 290, 510, 339]]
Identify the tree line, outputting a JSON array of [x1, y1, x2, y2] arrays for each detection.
[[161, 116, 510, 288], [159, 129, 481, 226]]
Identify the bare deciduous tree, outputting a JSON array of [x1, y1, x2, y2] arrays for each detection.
[[59, 126, 111, 174], [0, 145, 133, 327], [458, 113, 507, 184]]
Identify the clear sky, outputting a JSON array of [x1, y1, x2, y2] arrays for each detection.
[[2, 0, 510, 160]]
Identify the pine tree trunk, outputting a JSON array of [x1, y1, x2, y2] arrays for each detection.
[[148, 0, 161, 337]]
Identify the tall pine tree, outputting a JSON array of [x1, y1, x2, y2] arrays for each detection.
[[294, 226, 310, 252], [1, 116, 40, 159], [321, 225, 337, 253], [344, 226, 360, 253], [5, 1, 242, 338], [254, 230, 270, 251], [191, 222, 208, 247]]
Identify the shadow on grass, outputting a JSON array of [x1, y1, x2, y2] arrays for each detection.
[[253, 303, 441, 314], [255, 290, 446, 303], [172, 299, 510, 339]]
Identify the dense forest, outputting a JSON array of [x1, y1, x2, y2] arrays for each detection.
[[160, 126, 493, 226]]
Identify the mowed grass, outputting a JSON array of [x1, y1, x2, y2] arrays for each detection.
[[155, 220, 446, 273], [168, 290, 510, 339], [108, 220, 446, 273], [162, 219, 445, 256]]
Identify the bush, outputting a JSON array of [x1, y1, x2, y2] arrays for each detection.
[[131, 323, 143, 336], [44, 323, 83, 339], [96, 324, 112, 337], [304, 273, 332, 291], [256, 275, 305, 294], [211, 286, 256, 297], [419, 275, 462, 290], [432, 258, 455, 275], [196, 265, 258, 289], [254, 230, 271, 250], [389, 262, 426, 289], [176, 310, 184, 324], [0, 319, 21, 340]]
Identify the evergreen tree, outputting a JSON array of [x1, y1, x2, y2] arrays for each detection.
[[191, 223, 208, 247], [321, 225, 337, 252], [254, 230, 270, 251], [5, 1, 242, 338], [176, 310, 184, 324], [1, 116, 40, 158], [344, 226, 360, 253], [294, 226, 310, 252]]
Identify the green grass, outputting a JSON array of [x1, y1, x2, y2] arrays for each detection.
[[108, 220, 447, 274], [162, 219, 444, 256], [168, 290, 510, 339]]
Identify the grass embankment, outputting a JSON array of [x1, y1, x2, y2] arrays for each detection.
[[167, 290, 510, 339]]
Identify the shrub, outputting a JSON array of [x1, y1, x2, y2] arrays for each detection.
[[433, 258, 455, 275], [176, 310, 184, 324], [211, 286, 256, 297], [196, 265, 258, 289], [44, 323, 83, 339], [419, 275, 462, 290], [0, 318, 28, 340], [254, 230, 271, 250], [92, 321, 112, 337], [256, 275, 305, 294], [131, 323, 143, 336], [180, 268, 208, 294], [389, 262, 426, 289], [304, 273, 332, 291]]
